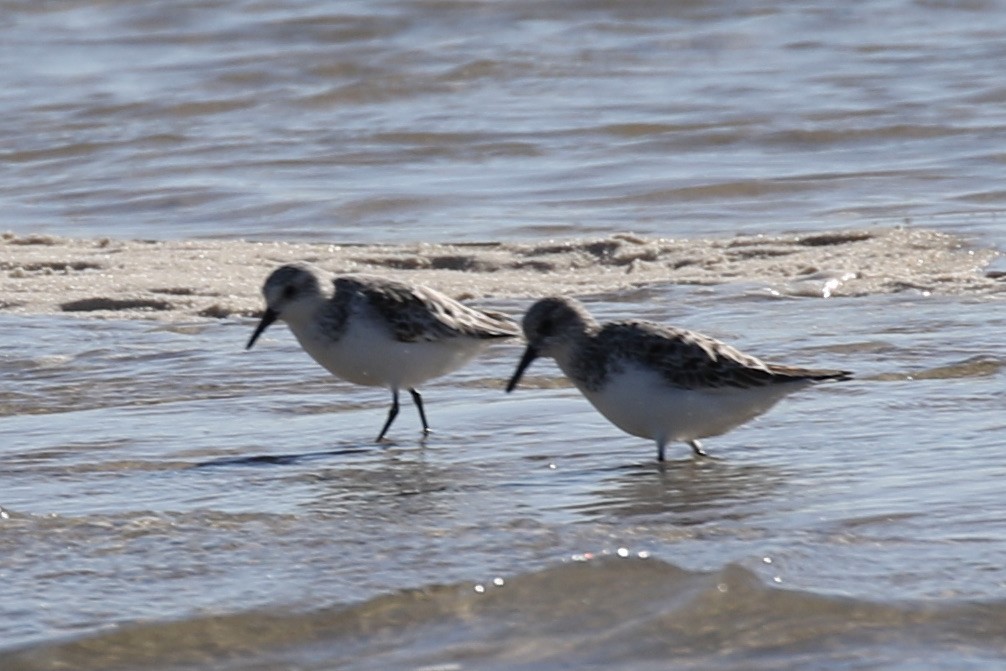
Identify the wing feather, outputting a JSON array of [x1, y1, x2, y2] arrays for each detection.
[[335, 275, 519, 343], [580, 321, 850, 390]]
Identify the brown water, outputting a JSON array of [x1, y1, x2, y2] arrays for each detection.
[[4, 0, 1006, 669]]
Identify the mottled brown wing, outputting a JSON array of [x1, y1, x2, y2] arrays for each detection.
[[336, 275, 519, 343], [586, 321, 847, 390]]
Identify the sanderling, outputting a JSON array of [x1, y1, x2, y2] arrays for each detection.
[[506, 296, 850, 461], [247, 263, 520, 441]]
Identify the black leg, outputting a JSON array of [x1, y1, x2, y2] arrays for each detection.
[[376, 389, 400, 442], [409, 388, 431, 435], [689, 440, 708, 457]]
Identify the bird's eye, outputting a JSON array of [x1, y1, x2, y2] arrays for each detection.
[[538, 318, 554, 336], [282, 285, 297, 300]]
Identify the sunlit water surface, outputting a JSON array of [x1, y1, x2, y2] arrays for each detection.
[[4, 0, 1006, 667], [3, 288, 1006, 668]]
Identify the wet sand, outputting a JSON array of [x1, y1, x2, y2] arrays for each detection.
[[2, 227, 1000, 322]]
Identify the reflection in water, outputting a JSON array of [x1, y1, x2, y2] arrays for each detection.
[[571, 458, 789, 525], [872, 354, 1005, 382], [195, 445, 374, 467], [293, 449, 468, 520]]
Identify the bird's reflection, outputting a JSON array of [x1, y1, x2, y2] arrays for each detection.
[[570, 455, 789, 525], [193, 445, 373, 467], [296, 445, 470, 520]]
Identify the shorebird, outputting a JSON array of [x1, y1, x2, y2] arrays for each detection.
[[247, 263, 519, 441], [506, 296, 850, 461]]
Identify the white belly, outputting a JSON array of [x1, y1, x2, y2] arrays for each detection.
[[293, 316, 488, 390], [576, 363, 806, 445]]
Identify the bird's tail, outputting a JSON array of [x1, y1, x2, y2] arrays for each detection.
[[768, 364, 853, 382]]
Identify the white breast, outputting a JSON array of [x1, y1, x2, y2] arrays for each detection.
[[575, 362, 808, 445], [292, 311, 489, 390]]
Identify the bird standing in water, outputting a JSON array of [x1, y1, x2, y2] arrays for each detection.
[[506, 296, 851, 461], [248, 263, 520, 441]]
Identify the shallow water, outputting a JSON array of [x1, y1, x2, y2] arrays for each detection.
[[4, 0, 1006, 244], [4, 0, 1006, 668], [4, 288, 1006, 668]]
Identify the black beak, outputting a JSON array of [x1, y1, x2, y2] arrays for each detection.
[[506, 345, 539, 393], [246, 308, 279, 350]]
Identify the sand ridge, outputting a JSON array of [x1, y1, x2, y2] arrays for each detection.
[[0, 227, 1000, 322]]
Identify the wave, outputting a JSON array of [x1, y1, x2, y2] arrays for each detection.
[[6, 556, 1005, 671], [0, 227, 1001, 323]]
